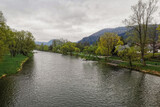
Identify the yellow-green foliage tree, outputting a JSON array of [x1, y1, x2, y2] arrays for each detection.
[[0, 26, 7, 59], [157, 25, 160, 42], [96, 33, 122, 56], [9, 30, 35, 56], [0, 11, 14, 59], [148, 24, 159, 57], [115, 45, 137, 67], [60, 42, 80, 55], [43, 45, 49, 51], [83, 45, 97, 55], [37, 43, 49, 51], [157, 25, 160, 31], [0, 24, 8, 59], [75, 48, 80, 53], [0, 11, 35, 58], [0, 12, 6, 59], [124, 0, 158, 66]]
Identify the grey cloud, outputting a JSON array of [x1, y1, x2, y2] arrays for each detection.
[[0, 0, 159, 42]]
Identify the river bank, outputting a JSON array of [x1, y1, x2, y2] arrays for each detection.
[[107, 62, 160, 77], [0, 54, 33, 79], [72, 52, 160, 77]]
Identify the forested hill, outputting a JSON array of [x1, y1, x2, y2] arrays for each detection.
[[78, 27, 128, 44]]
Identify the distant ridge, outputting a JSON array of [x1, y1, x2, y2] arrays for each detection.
[[35, 39, 55, 46], [36, 27, 129, 46], [78, 27, 128, 44]]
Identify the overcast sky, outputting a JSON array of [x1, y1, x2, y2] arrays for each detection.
[[0, 0, 160, 42]]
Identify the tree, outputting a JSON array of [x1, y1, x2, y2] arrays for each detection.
[[8, 30, 17, 57], [10, 30, 35, 56], [0, 25, 7, 59], [75, 48, 80, 53], [48, 45, 53, 51], [52, 40, 57, 47], [0, 11, 35, 58], [157, 25, 160, 43], [83, 45, 97, 55], [23, 31, 35, 55], [96, 33, 122, 56], [157, 25, 160, 31], [40, 43, 44, 51], [60, 45, 68, 55], [124, 0, 158, 66], [43, 45, 49, 51], [0, 11, 11, 59], [60, 42, 77, 55], [51, 39, 66, 53], [76, 43, 85, 52], [0, 24, 8, 58], [148, 24, 159, 57], [52, 45, 61, 53], [115, 45, 137, 67], [0, 11, 6, 23]]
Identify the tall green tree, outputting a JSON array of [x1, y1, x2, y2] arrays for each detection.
[[157, 25, 160, 43], [124, 0, 158, 66], [51, 39, 66, 53], [148, 24, 159, 57], [0, 11, 11, 59], [0, 23, 7, 59], [43, 45, 49, 51], [9, 30, 35, 56], [115, 45, 137, 67], [60, 42, 80, 55], [0, 11, 35, 58], [157, 25, 160, 31], [83, 45, 97, 55]]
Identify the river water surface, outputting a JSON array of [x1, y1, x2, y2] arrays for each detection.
[[0, 51, 160, 107]]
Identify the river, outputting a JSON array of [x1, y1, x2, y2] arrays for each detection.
[[0, 51, 160, 107]]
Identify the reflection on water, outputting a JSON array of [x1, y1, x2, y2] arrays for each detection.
[[0, 51, 160, 107]]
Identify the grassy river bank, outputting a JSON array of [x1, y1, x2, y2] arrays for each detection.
[[72, 52, 160, 77], [0, 54, 33, 78]]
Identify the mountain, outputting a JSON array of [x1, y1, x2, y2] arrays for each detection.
[[36, 27, 129, 46], [78, 27, 128, 44], [35, 39, 65, 46], [35, 39, 55, 46]]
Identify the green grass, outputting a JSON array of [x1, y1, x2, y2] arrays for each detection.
[[145, 61, 160, 66], [0, 54, 28, 77], [61, 51, 160, 73], [119, 62, 160, 72], [133, 60, 160, 66], [108, 56, 121, 60], [145, 53, 160, 59]]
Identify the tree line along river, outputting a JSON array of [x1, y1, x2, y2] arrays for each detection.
[[0, 51, 160, 107]]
